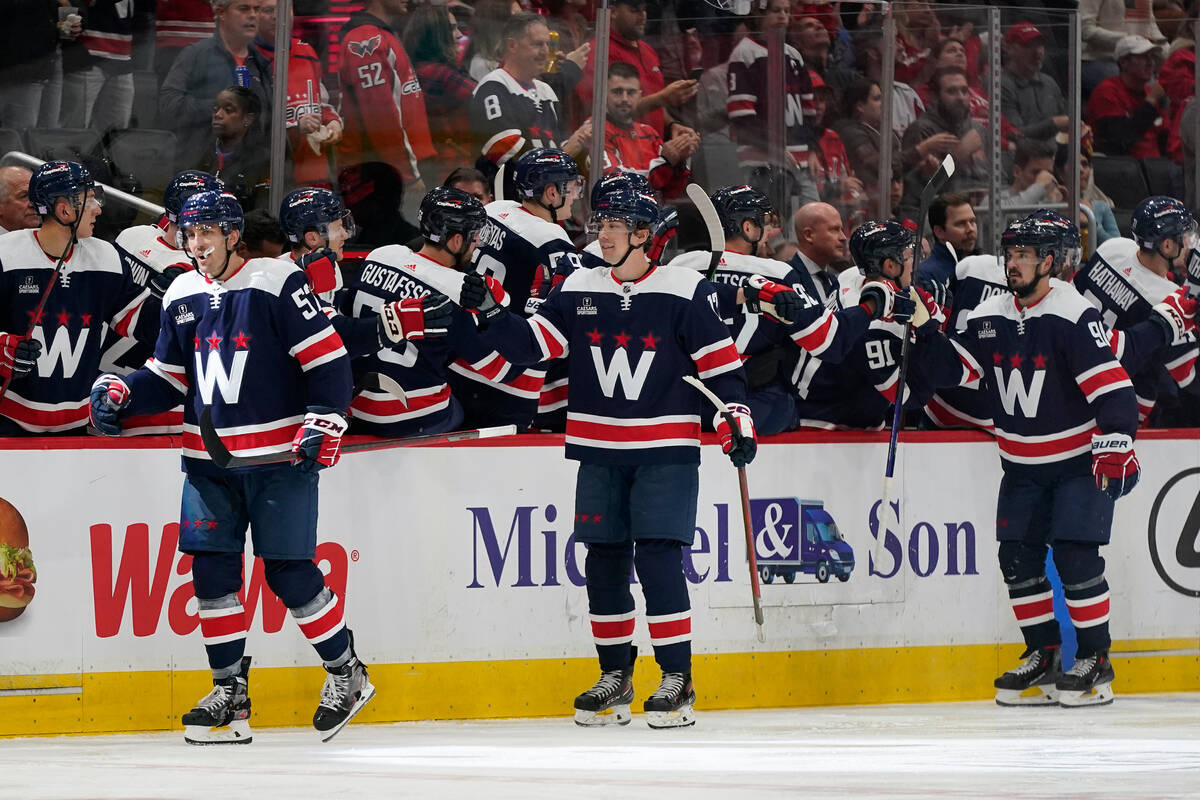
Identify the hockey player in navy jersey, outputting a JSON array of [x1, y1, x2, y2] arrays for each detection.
[[918, 215, 1142, 706], [668, 186, 912, 433], [344, 186, 518, 437], [279, 187, 356, 305], [88, 191, 375, 743], [1075, 196, 1200, 425], [0, 161, 161, 435], [102, 171, 225, 432], [453, 147, 587, 431], [459, 189, 754, 728]]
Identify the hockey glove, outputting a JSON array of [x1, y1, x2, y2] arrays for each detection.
[[291, 406, 349, 473], [460, 272, 510, 326], [0, 333, 41, 380], [648, 205, 679, 262], [1091, 433, 1140, 500], [743, 275, 800, 324], [908, 286, 947, 335], [860, 280, 916, 323], [1185, 246, 1200, 299], [714, 403, 757, 468], [1150, 287, 1197, 346], [89, 374, 131, 437], [147, 265, 190, 301], [297, 247, 341, 296], [378, 292, 454, 345]]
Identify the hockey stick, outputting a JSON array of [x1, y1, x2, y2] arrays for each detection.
[[198, 407, 516, 469], [354, 371, 409, 407], [493, 162, 507, 204], [682, 375, 765, 642], [0, 217, 80, 405], [686, 183, 725, 281], [874, 155, 955, 568]]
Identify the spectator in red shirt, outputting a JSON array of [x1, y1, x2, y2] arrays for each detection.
[[403, 4, 477, 177], [255, 0, 343, 186], [1086, 34, 1166, 159], [595, 61, 696, 199], [1157, 46, 1195, 165], [576, 0, 698, 139]]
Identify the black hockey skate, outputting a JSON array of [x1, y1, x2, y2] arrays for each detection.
[[313, 633, 376, 742], [994, 647, 1062, 707], [574, 646, 636, 727], [1056, 651, 1115, 708], [643, 671, 696, 729], [183, 656, 252, 745]]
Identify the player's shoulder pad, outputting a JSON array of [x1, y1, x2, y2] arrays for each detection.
[[161, 266, 205, 305], [75, 237, 124, 275], [361, 243, 413, 267], [723, 251, 795, 281], [1037, 280, 1102, 324], [666, 250, 709, 271], [583, 239, 602, 257], [1094, 236, 1138, 265], [488, 201, 571, 247], [966, 289, 1014, 322], [228, 256, 305, 297]]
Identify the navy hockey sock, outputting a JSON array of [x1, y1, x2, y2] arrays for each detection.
[[635, 539, 691, 674], [584, 543, 636, 671], [264, 559, 351, 666], [1053, 542, 1111, 658], [998, 541, 1060, 650], [190, 552, 248, 675]]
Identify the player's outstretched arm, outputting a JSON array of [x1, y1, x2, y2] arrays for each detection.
[[460, 272, 569, 367]]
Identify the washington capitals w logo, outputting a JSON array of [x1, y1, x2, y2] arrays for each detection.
[[347, 35, 381, 57]]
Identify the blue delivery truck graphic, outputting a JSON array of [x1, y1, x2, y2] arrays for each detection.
[[749, 497, 855, 584]]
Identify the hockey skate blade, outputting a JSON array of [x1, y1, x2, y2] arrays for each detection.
[[574, 703, 632, 727], [1057, 683, 1115, 708], [995, 686, 1059, 707], [318, 681, 377, 743], [645, 705, 696, 729], [184, 720, 253, 745]]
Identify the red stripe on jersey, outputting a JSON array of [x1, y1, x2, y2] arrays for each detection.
[[111, 302, 142, 339], [792, 311, 836, 353], [647, 615, 691, 641], [590, 617, 636, 640], [692, 341, 741, 377], [182, 424, 297, 457], [539, 381, 569, 410], [297, 594, 345, 643], [294, 329, 346, 368], [1067, 596, 1110, 624], [0, 395, 87, 431], [351, 384, 451, 416], [1168, 354, 1196, 385], [198, 607, 248, 641], [567, 418, 699, 443], [121, 408, 184, 434], [81, 33, 133, 58], [1012, 595, 1054, 623], [506, 368, 546, 394], [485, 132, 523, 164], [996, 426, 1096, 461], [532, 319, 567, 360], [1077, 363, 1130, 399], [727, 99, 755, 113]]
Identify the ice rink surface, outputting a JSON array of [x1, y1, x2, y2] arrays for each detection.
[[8, 695, 1200, 800]]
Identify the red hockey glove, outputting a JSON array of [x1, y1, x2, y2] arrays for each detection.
[[89, 373, 131, 437], [1151, 287, 1197, 346], [648, 205, 679, 262], [743, 275, 800, 324], [378, 292, 453, 345], [1091, 433, 1139, 500], [860, 279, 915, 323], [0, 333, 41, 380], [714, 403, 757, 468], [291, 406, 349, 473], [297, 247, 340, 296], [460, 272, 509, 325]]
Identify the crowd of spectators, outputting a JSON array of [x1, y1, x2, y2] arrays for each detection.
[[0, 1, 1196, 270]]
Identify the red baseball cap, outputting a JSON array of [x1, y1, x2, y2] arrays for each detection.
[[1006, 21, 1045, 45]]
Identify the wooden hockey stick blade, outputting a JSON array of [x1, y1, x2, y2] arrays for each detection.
[[355, 371, 408, 407], [872, 475, 900, 567], [686, 183, 725, 281], [199, 408, 515, 469], [493, 162, 508, 204], [682, 374, 724, 412], [920, 155, 955, 206]]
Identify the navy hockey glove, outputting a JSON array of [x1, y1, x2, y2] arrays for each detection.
[[1150, 286, 1197, 346], [0, 333, 41, 380], [89, 374, 131, 436], [860, 280, 915, 323], [460, 272, 510, 326], [1091, 433, 1139, 500], [290, 406, 349, 473], [743, 275, 800, 324], [715, 403, 757, 468], [297, 247, 340, 296], [378, 292, 453, 345], [147, 265, 190, 301]]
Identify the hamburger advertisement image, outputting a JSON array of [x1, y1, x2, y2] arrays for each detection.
[[0, 497, 35, 621]]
